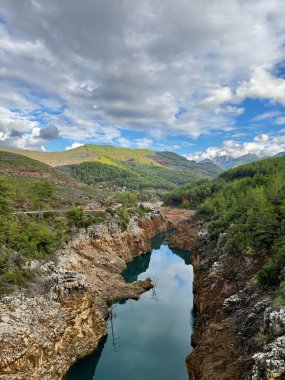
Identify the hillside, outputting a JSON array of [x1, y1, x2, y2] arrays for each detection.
[[0, 146, 222, 193], [165, 154, 285, 303], [0, 151, 97, 211], [0, 150, 156, 294]]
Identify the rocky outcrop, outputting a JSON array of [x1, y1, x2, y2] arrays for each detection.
[[251, 307, 285, 379], [0, 211, 167, 380], [178, 223, 285, 380], [168, 219, 202, 251], [137, 211, 168, 238]]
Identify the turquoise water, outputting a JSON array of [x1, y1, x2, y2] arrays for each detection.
[[65, 233, 194, 380]]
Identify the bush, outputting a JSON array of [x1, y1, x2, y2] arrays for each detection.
[[117, 191, 137, 207]]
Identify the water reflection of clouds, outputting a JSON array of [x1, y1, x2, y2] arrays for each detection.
[[94, 245, 194, 379], [67, 241, 193, 380]]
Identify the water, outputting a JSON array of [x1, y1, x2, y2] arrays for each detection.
[[65, 233, 194, 380]]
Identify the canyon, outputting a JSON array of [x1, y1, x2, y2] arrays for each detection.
[[0, 211, 168, 380], [1, 205, 284, 380]]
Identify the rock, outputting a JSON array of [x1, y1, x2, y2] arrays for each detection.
[[264, 307, 285, 337], [251, 336, 285, 380], [223, 294, 241, 312], [197, 229, 211, 246], [0, 211, 167, 380], [1, 315, 9, 323]]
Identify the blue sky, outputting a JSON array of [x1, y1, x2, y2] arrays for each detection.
[[1, 0, 285, 160]]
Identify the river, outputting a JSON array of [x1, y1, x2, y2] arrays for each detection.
[[65, 232, 194, 380]]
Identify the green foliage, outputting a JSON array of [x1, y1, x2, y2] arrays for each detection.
[[106, 207, 116, 217], [274, 281, 285, 308], [31, 179, 54, 210], [166, 155, 285, 304], [57, 152, 220, 194], [164, 178, 225, 207], [118, 208, 130, 231], [67, 206, 90, 230], [117, 191, 137, 207], [257, 237, 285, 286], [5, 217, 57, 258], [0, 176, 13, 221]]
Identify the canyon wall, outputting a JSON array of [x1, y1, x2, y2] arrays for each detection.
[[0, 211, 168, 380], [169, 220, 285, 380]]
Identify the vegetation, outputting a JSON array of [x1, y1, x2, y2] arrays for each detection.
[[58, 159, 206, 194], [0, 145, 222, 176], [0, 162, 150, 294], [165, 155, 285, 305], [0, 151, 97, 210], [0, 146, 222, 197]]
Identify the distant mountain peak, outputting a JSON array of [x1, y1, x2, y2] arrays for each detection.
[[201, 153, 260, 169]]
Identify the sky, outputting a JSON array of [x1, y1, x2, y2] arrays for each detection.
[[1, 0, 285, 160]]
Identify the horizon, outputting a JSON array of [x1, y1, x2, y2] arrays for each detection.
[[1, 1, 285, 160], [1, 143, 283, 164]]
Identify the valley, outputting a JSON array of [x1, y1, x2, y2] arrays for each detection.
[[0, 147, 285, 379]]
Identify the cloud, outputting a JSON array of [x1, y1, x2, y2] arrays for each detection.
[[236, 67, 285, 105], [65, 142, 84, 151], [38, 125, 60, 140], [0, 0, 285, 149], [9, 129, 23, 137], [135, 137, 153, 149], [275, 116, 285, 125], [253, 111, 281, 122], [185, 133, 285, 161]]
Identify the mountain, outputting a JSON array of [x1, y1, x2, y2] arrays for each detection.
[[0, 145, 222, 193], [205, 153, 260, 169], [274, 151, 285, 157]]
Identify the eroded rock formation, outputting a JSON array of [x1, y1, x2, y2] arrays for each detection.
[[170, 220, 285, 380], [0, 212, 167, 380]]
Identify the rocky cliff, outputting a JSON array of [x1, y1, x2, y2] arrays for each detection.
[[169, 221, 285, 380], [0, 212, 168, 380]]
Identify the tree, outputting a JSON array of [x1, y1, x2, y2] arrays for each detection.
[[0, 176, 13, 220], [67, 206, 89, 231], [31, 179, 54, 214]]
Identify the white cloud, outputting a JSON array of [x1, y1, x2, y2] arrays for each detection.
[[253, 111, 281, 122], [275, 116, 285, 125], [65, 142, 84, 151], [200, 87, 233, 107], [236, 67, 285, 105], [135, 138, 153, 149], [116, 137, 131, 148], [0, 0, 285, 148], [186, 133, 285, 161]]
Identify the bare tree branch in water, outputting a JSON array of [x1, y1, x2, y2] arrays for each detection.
[[110, 305, 123, 352], [151, 277, 159, 302]]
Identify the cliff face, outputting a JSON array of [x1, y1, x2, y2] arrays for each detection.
[[169, 221, 285, 380], [0, 212, 167, 380]]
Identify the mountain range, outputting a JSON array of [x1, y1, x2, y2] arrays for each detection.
[[201, 152, 285, 169]]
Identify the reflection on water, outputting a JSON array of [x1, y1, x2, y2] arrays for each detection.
[[65, 233, 194, 380]]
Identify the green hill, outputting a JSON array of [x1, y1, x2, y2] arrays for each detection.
[[0, 145, 222, 194]]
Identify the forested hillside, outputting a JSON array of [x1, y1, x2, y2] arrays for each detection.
[[165, 155, 285, 306], [58, 159, 208, 192], [0, 146, 222, 195], [57, 149, 223, 194]]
